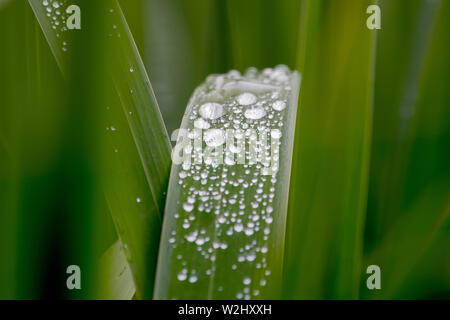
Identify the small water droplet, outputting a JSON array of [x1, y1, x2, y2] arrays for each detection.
[[271, 129, 282, 139], [234, 223, 244, 232], [186, 231, 198, 242], [177, 269, 187, 281]]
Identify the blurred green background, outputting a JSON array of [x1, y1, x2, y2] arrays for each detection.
[[0, 0, 449, 299]]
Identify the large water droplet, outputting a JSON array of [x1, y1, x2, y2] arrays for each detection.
[[199, 102, 224, 120], [237, 92, 257, 105], [204, 129, 225, 147], [244, 106, 266, 120], [272, 100, 286, 111]]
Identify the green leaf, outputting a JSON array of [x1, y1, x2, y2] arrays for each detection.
[[154, 66, 300, 299], [144, 0, 205, 135], [28, 0, 171, 298], [363, 0, 450, 299], [98, 240, 136, 300], [283, 0, 377, 299], [227, 0, 301, 70]]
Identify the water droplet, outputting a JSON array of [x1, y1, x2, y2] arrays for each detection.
[[136, 197, 141, 203], [177, 270, 187, 281], [272, 100, 286, 111], [179, 171, 188, 179], [186, 231, 198, 242], [183, 203, 194, 212], [204, 129, 225, 147], [188, 275, 198, 283], [234, 223, 244, 232], [271, 129, 282, 139], [244, 106, 266, 120], [237, 93, 257, 105], [194, 118, 210, 130], [129, 67, 134, 73], [199, 102, 223, 120], [243, 277, 251, 285]]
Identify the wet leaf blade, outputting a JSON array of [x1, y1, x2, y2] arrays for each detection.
[[155, 67, 300, 299]]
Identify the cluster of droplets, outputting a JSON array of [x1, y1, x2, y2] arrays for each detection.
[[42, 0, 69, 52], [167, 66, 294, 299]]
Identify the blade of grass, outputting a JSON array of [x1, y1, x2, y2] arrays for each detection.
[[365, 0, 443, 251], [98, 239, 136, 300], [227, 0, 301, 70], [155, 66, 300, 299], [364, 177, 449, 298], [29, 0, 171, 298], [283, 0, 377, 299], [144, 0, 202, 135]]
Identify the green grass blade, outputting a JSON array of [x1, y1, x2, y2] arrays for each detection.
[[98, 240, 136, 300], [28, 0, 171, 298], [363, 0, 450, 298], [155, 67, 300, 299], [227, 0, 301, 70], [283, 0, 376, 299], [365, 0, 443, 250], [144, 0, 203, 135]]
